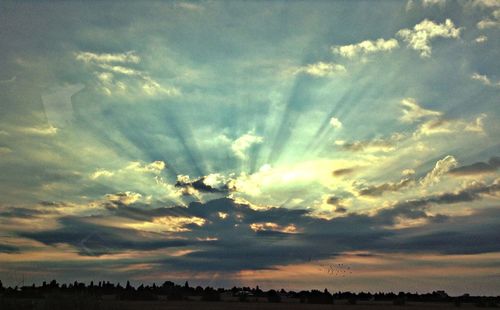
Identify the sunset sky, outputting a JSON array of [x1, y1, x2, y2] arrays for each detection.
[[0, 0, 499, 295]]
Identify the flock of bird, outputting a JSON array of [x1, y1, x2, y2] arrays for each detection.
[[318, 263, 353, 277]]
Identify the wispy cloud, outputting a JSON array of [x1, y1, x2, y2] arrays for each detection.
[[471, 72, 500, 86], [231, 132, 263, 160], [400, 98, 442, 123], [294, 62, 346, 77], [331, 38, 399, 58], [76, 51, 180, 98]]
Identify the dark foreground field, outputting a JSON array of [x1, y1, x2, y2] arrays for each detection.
[[0, 299, 494, 310]]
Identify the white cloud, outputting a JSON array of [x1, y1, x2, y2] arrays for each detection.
[[91, 161, 166, 180], [471, 72, 500, 87], [465, 113, 487, 133], [20, 125, 58, 136], [415, 115, 487, 137], [397, 19, 461, 57], [231, 132, 263, 159], [470, 0, 500, 8], [126, 160, 166, 174], [90, 169, 115, 180], [0, 76, 16, 84], [76, 51, 180, 98], [0, 147, 12, 156], [75, 51, 140, 64], [175, 2, 204, 11], [203, 173, 228, 188], [97, 63, 142, 76], [399, 98, 487, 137], [477, 18, 500, 28], [331, 38, 399, 58], [477, 8, 500, 29], [295, 62, 346, 77], [329, 117, 343, 129], [422, 0, 447, 7], [474, 35, 488, 43], [420, 155, 458, 187], [406, 0, 415, 11], [402, 169, 416, 176], [400, 98, 442, 123]]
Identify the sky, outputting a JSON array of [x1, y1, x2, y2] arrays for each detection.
[[0, 0, 499, 295]]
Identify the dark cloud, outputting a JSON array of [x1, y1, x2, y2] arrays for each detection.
[[0, 207, 56, 218], [376, 180, 499, 225], [337, 135, 402, 152], [332, 168, 355, 176], [450, 156, 500, 175], [326, 196, 341, 205], [14, 179, 500, 271], [334, 206, 347, 213], [0, 244, 19, 253], [326, 196, 348, 213], [19, 216, 190, 256], [358, 178, 414, 196], [175, 176, 232, 194], [378, 208, 500, 254]]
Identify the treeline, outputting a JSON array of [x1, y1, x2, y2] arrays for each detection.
[[1, 279, 499, 306]]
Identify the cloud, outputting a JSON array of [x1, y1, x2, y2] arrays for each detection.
[[450, 156, 500, 175], [326, 196, 342, 205], [332, 168, 355, 176], [420, 155, 458, 187], [402, 169, 416, 176], [471, 72, 500, 87], [407, 0, 447, 10], [329, 117, 343, 129], [331, 38, 399, 58], [13, 181, 500, 273], [474, 35, 488, 43], [0, 146, 12, 156], [126, 160, 166, 174], [295, 62, 346, 77], [126, 216, 206, 233], [477, 9, 500, 28], [400, 98, 442, 123], [19, 125, 58, 136], [75, 51, 141, 64], [415, 114, 487, 136], [106, 191, 143, 206], [397, 19, 461, 57], [76, 51, 179, 98], [0, 76, 16, 84], [249, 222, 298, 234], [422, 0, 447, 7], [90, 161, 166, 181], [384, 179, 499, 216], [0, 244, 19, 253], [175, 174, 231, 194], [335, 133, 405, 153], [397, 98, 487, 137], [175, 2, 204, 11], [20, 216, 189, 256], [470, 0, 500, 8], [358, 178, 414, 196], [90, 169, 114, 180], [97, 63, 142, 76], [231, 132, 263, 159], [326, 196, 348, 213]]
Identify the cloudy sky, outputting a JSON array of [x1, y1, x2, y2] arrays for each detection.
[[0, 0, 499, 295]]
